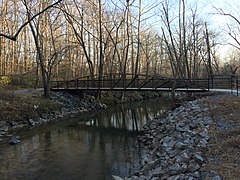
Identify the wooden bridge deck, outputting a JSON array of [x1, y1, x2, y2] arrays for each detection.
[[50, 74, 239, 95]]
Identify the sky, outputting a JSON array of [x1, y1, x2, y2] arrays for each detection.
[[189, 0, 240, 60], [200, 0, 239, 28], [145, 0, 240, 60], [141, 0, 239, 32], [97, 0, 239, 60]]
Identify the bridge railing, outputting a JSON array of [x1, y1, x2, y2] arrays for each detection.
[[210, 75, 232, 89], [50, 74, 239, 94], [50, 75, 210, 91], [174, 78, 210, 90]]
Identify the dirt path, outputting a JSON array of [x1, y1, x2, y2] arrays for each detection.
[[13, 88, 44, 96]]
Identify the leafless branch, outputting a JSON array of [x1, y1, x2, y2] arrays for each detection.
[[0, 0, 63, 41]]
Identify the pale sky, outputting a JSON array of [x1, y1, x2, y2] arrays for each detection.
[[126, 0, 239, 60], [141, 0, 239, 31], [201, 0, 239, 27], [169, 0, 240, 60], [206, 0, 240, 59]]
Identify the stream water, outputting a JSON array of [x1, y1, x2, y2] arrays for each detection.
[[0, 97, 170, 180]]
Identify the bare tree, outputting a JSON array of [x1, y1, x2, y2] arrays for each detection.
[[205, 22, 213, 78], [23, 0, 67, 98], [215, 8, 240, 50], [0, 0, 63, 97], [134, 0, 142, 76], [60, 1, 95, 78], [0, 0, 63, 41], [214, 6, 240, 75]]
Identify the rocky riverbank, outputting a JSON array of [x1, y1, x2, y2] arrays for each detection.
[[0, 91, 107, 145], [120, 98, 222, 180]]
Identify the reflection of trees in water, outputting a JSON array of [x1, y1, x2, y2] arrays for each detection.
[[95, 128, 140, 177], [61, 125, 141, 178], [0, 99, 170, 179], [131, 109, 138, 131], [0, 112, 146, 180], [79, 98, 170, 132]]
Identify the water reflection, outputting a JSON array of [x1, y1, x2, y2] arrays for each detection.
[[0, 98, 170, 180], [78, 98, 170, 132]]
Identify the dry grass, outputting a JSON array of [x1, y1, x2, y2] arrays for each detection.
[[203, 95, 240, 180], [0, 89, 61, 123]]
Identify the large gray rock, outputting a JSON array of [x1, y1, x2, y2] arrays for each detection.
[[212, 175, 222, 180], [187, 160, 200, 173], [193, 154, 205, 164], [0, 131, 6, 135], [125, 98, 221, 179], [28, 119, 35, 126], [174, 141, 188, 150], [112, 175, 124, 180], [0, 125, 9, 132], [54, 110, 63, 118], [169, 163, 182, 175], [28, 117, 43, 126], [94, 103, 107, 110], [168, 175, 182, 180], [198, 129, 210, 140], [151, 166, 165, 177], [70, 108, 79, 114], [176, 151, 190, 163], [41, 113, 48, 119], [9, 135, 20, 145], [0, 121, 6, 127], [60, 107, 70, 115]]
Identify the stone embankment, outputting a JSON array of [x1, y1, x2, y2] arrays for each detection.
[[121, 99, 221, 180], [0, 92, 106, 144]]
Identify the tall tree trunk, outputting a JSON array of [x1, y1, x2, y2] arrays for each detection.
[[135, 0, 142, 76], [1, 0, 7, 75], [182, 0, 190, 79], [98, 0, 103, 99], [205, 22, 213, 78], [124, 1, 130, 77], [29, 21, 50, 98]]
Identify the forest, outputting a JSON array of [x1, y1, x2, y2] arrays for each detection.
[[0, 0, 240, 97]]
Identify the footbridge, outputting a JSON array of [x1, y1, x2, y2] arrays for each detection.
[[50, 74, 239, 95]]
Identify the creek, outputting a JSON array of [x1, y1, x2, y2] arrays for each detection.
[[0, 97, 170, 180]]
